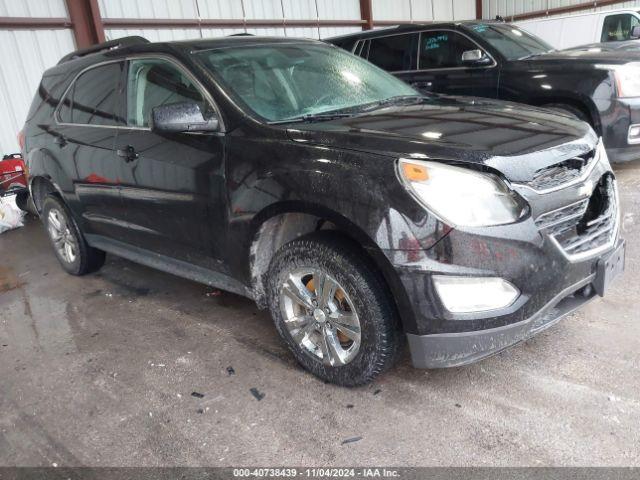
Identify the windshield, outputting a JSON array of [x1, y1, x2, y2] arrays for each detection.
[[194, 43, 419, 122], [466, 23, 554, 60]]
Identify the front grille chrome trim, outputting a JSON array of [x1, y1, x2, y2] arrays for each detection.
[[537, 176, 620, 263], [513, 138, 603, 195]]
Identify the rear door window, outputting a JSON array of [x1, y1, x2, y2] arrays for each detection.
[[601, 13, 640, 42], [59, 62, 126, 126], [366, 33, 418, 71], [419, 30, 483, 69]]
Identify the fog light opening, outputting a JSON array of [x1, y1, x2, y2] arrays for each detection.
[[433, 276, 520, 313]]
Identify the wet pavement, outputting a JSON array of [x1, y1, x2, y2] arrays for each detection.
[[1, 162, 640, 467]]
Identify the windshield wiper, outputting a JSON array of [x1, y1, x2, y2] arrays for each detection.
[[357, 95, 427, 112], [270, 112, 354, 124], [269, 95, 427, 124], [518, 49, 555, 60]]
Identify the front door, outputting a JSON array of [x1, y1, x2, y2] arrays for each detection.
[[54, 60, 129, 240], [404, 29, 499, 99], [114, 57, 227, 271]]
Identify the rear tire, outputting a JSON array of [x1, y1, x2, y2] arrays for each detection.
[[15, 191, 30, 212], [267, 232, 401, 386], [42, 195, 105, 275]]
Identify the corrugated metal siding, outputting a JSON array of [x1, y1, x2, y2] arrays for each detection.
[[372, 0, 476, 21], [98, 0, 198, 19], [0, 0, 68, 17], [0, 29, 75, 154], [101, 0, 360, 39], [484, 0, 640, 19], [0, 0, 73, 154]]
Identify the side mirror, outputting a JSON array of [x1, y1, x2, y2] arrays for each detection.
[[150, 102, 219, 133], [461, 49, 491, 65], [631, 25, 640, 39]]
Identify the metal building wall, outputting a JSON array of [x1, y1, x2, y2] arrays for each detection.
[[99, 0, 362, 41], [483, 0, 640, 19], [0, 0, 75, 154], [372, 0, 476, 21]]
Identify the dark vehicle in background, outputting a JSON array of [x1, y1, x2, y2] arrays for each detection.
[[23, 36, 623, 385], [328, 21, 640, 163]]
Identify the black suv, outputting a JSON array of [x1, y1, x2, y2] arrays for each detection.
[[328, 21, 640, 163], [23, 36, 624, 386]]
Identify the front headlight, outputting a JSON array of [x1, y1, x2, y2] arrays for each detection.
[[614, 63, 640, 98], [398, 159, 525, 227]]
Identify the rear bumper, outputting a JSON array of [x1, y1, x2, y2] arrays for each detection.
[[406, 275, 596, 368]]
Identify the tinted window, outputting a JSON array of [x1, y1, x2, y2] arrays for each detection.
[[601, 14, 640, 42], [467, 24, 553, 60], [419, 30, 483, 69], [367, 33, 418, 71], [127, 58, 207, 128], [62, 62, 125, 126]]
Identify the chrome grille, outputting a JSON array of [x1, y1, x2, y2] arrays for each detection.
[[529, 150, 595, 192], [535, 175, 618, 259]]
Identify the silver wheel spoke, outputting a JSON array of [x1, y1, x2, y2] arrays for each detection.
[[48, 211, 62, 231], [64, 241, 75, 262], [321, 328, 345, 366], [331, 312, 361, 341], [314, 271, 337, 309], [282, 276, 314, 310], [290, 317, 317, 344]]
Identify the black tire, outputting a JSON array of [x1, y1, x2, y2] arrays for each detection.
[[42, 195, 105, 275], [267, 232, 401, 386], [544, 103, 590, 124], [15, 191, 30, 212]]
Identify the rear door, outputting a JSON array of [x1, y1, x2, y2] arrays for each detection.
[[358, 32, 419, 80], [54, 60, 128, 239], [408, 28, 499, 98], [113, 56, 227, 271]]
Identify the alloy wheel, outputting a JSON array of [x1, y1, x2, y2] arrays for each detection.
[[279, 268, 361, 366], [47, 208, 77, 264]]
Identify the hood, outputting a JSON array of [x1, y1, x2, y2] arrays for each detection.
[[286, 96, 597, 183], [563, 40, 640, 53], [521, 47, 640, 65]]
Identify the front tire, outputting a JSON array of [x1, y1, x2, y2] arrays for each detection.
[[267, 232, 400, 386], [42, 195, 105, 275]]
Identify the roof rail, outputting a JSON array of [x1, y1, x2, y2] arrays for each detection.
[[58, 36, 149, 64]]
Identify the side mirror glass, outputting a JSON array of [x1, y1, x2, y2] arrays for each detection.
[[631, 25, 640, 39], [461, 49, 491, 65], [150, 102, 219, 133]]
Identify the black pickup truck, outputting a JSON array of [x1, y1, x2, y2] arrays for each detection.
[[329, 21, 640, 163]]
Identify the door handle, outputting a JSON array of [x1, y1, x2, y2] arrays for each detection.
[[54, 135, 67, 147], [116, 145, 139, 162]]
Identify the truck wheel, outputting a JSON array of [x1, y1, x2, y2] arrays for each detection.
[[267, 232, 401, 386], [544, 103, 590, 124], [42, 195, 105, 275]]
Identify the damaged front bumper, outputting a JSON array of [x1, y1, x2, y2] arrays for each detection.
[[407, 272, 597, 368], [386, 144, 625, 369], [402, 237, 624, 369]]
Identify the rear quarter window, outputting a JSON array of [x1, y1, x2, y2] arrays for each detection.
[[58, 61, 126, 126]]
